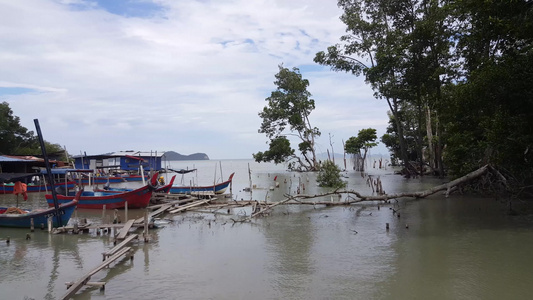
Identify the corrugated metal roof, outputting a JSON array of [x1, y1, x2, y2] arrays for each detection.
[[72, 151, 167, 159], [108, 151, 166, 157], [0, 155, 30, 162]]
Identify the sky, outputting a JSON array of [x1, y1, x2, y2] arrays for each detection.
[[0, 0, 390, 160]]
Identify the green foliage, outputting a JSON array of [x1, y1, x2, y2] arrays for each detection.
[[254, 65, 320, 171], [440, 0, 533, 181], [0, 101, 66, 158], [443, 54, 533, 180], [345, 128, 378, 154], [345, 128, 378, 172], [316, 160, 346, 188], [317, 0, 533, 184], [253, 136, 294, 165], [315, 0, 453, 171], [0, 101, 37, 155]]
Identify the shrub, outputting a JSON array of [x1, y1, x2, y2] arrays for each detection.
[[317, 160, 346, 188]]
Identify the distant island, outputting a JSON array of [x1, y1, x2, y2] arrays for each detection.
[[164, 151, 209, 160]]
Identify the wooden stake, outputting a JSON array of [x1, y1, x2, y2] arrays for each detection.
[[143, 209, 149, 242]]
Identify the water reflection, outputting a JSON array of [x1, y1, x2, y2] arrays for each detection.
[[262, 211, 315, 299]]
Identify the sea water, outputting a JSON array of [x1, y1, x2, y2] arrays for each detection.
[[1, 159, 533, 300]]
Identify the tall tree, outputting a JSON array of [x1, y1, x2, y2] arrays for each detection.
[[314, 0, 413, 174], [315, 0, 452, 177], [443, 0, 533, 182], [253, 65, 320, 171]]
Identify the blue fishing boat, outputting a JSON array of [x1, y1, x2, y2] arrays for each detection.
[[168, 173, 234, 194], [0, 197, 78, 228]]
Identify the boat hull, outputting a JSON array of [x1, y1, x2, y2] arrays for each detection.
[[122, 175, 148, 182], [78, 176, 125, 185], [0, 181, 76, 194], [0, 200, 77, 228], [168, 173, 234, 195], [45, 186, 153, 209]]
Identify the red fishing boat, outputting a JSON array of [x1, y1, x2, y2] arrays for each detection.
[[45, 173, 159, 209]]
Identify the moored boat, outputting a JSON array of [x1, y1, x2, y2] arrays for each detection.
[[0, 196, 78, 228], [78, 175, 125, 185], [121, 174, 148, 182], [0, 181, 76, 194], [45, 173, 159, 209], [99, 175, 176, 194], [168, 173, 234, 194], [155, 175, 176, 193]]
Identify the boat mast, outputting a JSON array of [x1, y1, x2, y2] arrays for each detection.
[[34, 119, 62, 227]]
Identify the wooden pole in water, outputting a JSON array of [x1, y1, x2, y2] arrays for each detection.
[[219, 161, 223, 185], [102, 205, 106, 223], [30, 218, 34, 232], [213, 162, 217, 186], [143, 209, 149, 242], [125, 201, 128, 221]]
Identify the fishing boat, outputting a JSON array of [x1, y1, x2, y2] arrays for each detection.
[[0, 195, 79, 228], [168, 173, 234, 195], [155, 175, 176, 193], [121, 174, 148, 182], [0, 172, 77, 194], [100, 175, 176, 194], [120, 169, 194, 181], [45, 173, 160, 209], [0, 181, 76, 194], [78, 175, 125, 185]]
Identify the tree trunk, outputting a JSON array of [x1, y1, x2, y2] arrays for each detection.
[[426, 104, 435, 170], [387, 97, 410, 174]]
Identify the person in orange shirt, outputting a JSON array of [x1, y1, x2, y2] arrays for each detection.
[[13, 181, 28, 201]]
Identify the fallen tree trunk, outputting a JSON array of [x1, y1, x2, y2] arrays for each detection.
[[233, 165, 492, 223]]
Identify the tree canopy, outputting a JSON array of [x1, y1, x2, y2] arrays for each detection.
[[316, 0, 533, 188], [0, 101, 64, 157], [345, 128, 378, 172], [253, 65, 320, 171]]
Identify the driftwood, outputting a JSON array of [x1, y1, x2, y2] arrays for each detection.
[[233, 165, 494, 223]]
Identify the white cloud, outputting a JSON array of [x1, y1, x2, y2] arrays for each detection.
[[0, 0, 389, 159]]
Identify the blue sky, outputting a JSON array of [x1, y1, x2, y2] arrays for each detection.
[[0, 0, 390, 159]]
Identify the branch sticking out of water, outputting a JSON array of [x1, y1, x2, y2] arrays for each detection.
[[232, 165, 492, 223]]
